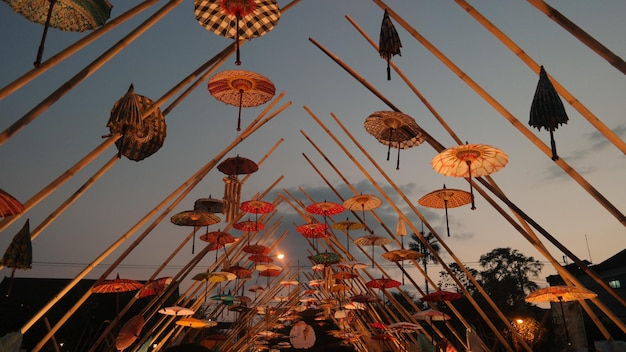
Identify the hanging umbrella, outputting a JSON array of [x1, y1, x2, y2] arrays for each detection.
[[337, 262, 368, 271], [366, 277, 401, 290], [107, 84, 143, 157], [175, 317, 213, 329], [296, 223, 329, 239], [255, 263, 281, 272], [525, 285, 597, 346], [382, 249, 423, 284], [218, 155, 258, 222], [136, 277, 172, 299], [354, 234, 391, 268], [331, 218, 363, 253], [420, 290, 463, 303], [194, 0, 280, 65], [389, 322, 422, 333], [350, 294, 382, 304], [194, 197, 224, 214], [369, 322, 388, 330], [431, 143, 508, 209], [0, 188, 24, 218], [379, 8, 402, 80], [208, 70, 276, 131], [234, 220, 266, 233], [333, 271, 357, 280], [225, 263, 253, 279], [92, 274, 143, 314], [116, 314, 144, 351], [0, 219, 32, 297], [258, 268, 281, 286], [242, 244, 270, 255], [240, 199, 274, 242], [171, 210, 221, 254], [199, 230, 236, 262], [414, 309, 451, 343], [310, 251, 342, 265], [305, 201, 344, 250], [210, 291, 237, 303], [343, 194, 382, 232], [530, 66, 569, 161], [418, 185, 472, 237], [4, 0, 112, 66], [158, 306, 195, 316], [218, 155, 259, 175], [365, 111, 425, 169]]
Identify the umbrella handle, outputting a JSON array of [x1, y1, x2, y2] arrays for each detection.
[[550, 130, 559, 161], [466, 160, 476, 210], [35, 0, 58, 67], [235, 13, 242, 66]]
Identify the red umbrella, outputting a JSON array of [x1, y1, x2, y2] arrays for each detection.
[[225, 263, 253, 279], [296, 223, 329, 239], [218, 155, 259, 176], [136, 277, 172, 299], [305, 201, 344, 217], [208, 70, 276, 131], [199, 230, 236, 262], [240, 200, 274, 214], [0, 188, 24, 218], [92, 274, 143, 313], [420, 290, 463, 303], [116, 314, 144, 351], [242, 244, 270, 255], [369, 322, 388, 330], [366, 277, 401, 290], [431, 143, 508, 209]]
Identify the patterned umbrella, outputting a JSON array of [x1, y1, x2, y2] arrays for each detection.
[[418, 184, 472, 237], [366, 277, 401, 290], [414, 309, 451, 343], [365, 111, 425, 169], [296, 223, 329, 239], [343, 194, 382, 233], [0, 219, 32, 296], [208, 70, 275, 131], [136, 277, 172, 299], [382, 248, 423, 284], [350, 294, 382, 304], [199, 230, 236, 262], [218, 155, 258, 222], [379, 9, 401, 80], [106, 88, 166, 161], [116, 315, 144, 351], [194, 197, 224, 214], [310, 251, 342, 265], [331, 218, 363, 252], [92, 274, 143, 313], [225, 263, 253, 279], [305, 201, 344, 250], [4, 0, 112, 66], [530, 66, 569, 161], [171, 210, 220, 254], [431, 143, 508, 209], [194, 0, 280, 65], [240, 199, 273, 243], [0, 188, 24, 218], [242, 244, 270, 255], [354, 234, 391, 268]]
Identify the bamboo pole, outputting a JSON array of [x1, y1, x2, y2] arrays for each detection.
[[0, 0, 184, 147], [21, 96, 289, 336], [368, 1, 626, 227], [454, 0, 626, 155], [0, 0, 161, 100], [525, 0, 626, 75]]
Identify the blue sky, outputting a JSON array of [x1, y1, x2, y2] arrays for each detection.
[[0, 0, 624, 294]]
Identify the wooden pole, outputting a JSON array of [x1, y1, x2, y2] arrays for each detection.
[[526, 0, 626, 75], [453, 0, 626, 155], [368, 1, 625, 227], [0, 0, 184, 147], [0, 0, 161, 100]]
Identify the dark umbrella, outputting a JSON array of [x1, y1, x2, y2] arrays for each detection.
[[530, 66, 569, 161], [194, 197, 224, 214], [135, 277, 172, 299], [0, 219, 32, 297], [365, 111, 425, 169], [106, 87, 167, 161], [171, 210, 221, 254], [218, 155, 258, 222], [116, 314, 144, 351], [0, 188, 24, 218], [379, 9, 402, 80], [194, 0, 281, 66], [4, 0, 112, 66], [420, 290, 463, 303]]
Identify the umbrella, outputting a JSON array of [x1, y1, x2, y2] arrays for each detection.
[[240, 199, 274, 243], [218, 155, 259, 175], [530, 66, 569, 161], [310, 251, 342, 265], [255, 263, 281, 272], [242, 244, 270, 255], [337, 262, 368, 271], [218, 155, 258, 221], [158, 306, 195, 316], [296, 223, 329, 239], [354, 234, 391, 268], [382, 248, 423, 284], [225, 263, 253, 279], [208, 70, 276, 131], [0, 188, 24, 218], [4, 0, 112, 66], [194, 0, 281, 65], [175, 317, 213, 328], [389, 322, 422, 333], [379, 9, 402, 80], [333, 271, 357, 280], [525, 285, 597, 346], [92, 274, 143, 313], [194, 197, 224, 214], [369, 322, 388, 330], [199, 230, 236, 262], [0, 219, 32, 297], [116, 314, 144, 351], [414, 309, 451, 343], [351, 294, 382, 304], [343, 194, 382, 232], [418, 184, 472, 237], [234, 220, 266, 233], [365, 111, 425, 169], [331, 218, 363, 252], [107, 84, 143, 157], [305, 201, 344, 250], [171, 210, 221, 254], [258, 268, 281, 286], [366, 277, 401, 290], [136, 277, 172, 299], [431, 143, 508, 209], [420, 290, 463, 303]]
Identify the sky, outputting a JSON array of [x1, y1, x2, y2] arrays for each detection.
[[0, 0, 625, 298]]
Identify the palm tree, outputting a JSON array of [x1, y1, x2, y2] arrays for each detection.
[[408, 226, 440, 294]]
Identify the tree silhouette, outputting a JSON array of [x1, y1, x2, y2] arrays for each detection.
[[408, 227, 440, 294]]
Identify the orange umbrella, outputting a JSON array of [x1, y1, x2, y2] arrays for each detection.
[[0, 188, 24, 218], [354, 234, 391, 268], [116, 314, 144, 351], [175, 317, 213, 328], [242, 244, 270, 255], [382, 248, 423, 284], [136, 277, 172, 299], [431, 143, 508, 210], [199, 230, 236, 262], [92, 275, 143, 313], [418, 184, 472, 237], [171, 210, 221, 254], [343, 194, 382, 232], [364, 111, 425, 169], [332, 218, 364, 253]]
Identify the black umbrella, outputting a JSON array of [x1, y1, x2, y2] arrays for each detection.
[[379, 9, 402, 81], [530, 66, 569, 161], [0, 219, 32, 297]]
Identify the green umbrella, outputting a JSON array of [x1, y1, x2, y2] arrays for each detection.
[[0, 219, 32, 297]]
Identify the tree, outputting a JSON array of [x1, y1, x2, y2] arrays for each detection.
[[408, 229, 440, 294], [437, 262, 479, 294]]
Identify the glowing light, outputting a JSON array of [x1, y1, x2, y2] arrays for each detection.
[[277, 253, 285, 260]]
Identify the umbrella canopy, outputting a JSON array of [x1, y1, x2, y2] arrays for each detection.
[[305, 201, 345, 216], [382, 249, 423, 262], [418, 184, 472, 237], [225, 264, 253, 279], [350, 294, 382, 304], [420, 290, 463, 302], [366, 277, 401, 290], [389, 322, 422, 333], [337, 262, 368, 271], [242, 244, 270, 255], [0, 219, 32, 296], [217, 155, 259, 175], [92, 275, 143, 294], [369, 322, 388, 330], [258, 268, 281, 277], [343, 194, 382, 232], [116, 315, 144, 350], [525, 285, 597, 303], [175, 317, 214, 328], [296, 223, 329, 239], [240, 199, 274, 214], [194, 197, 224, 214], [171, 211, 220, 227], [107, 85, 166, 162], [333, 271, 357, 280], [365, 111, 425, 169], [255, 263, 281, 272], [199, 230, 236, 245], [234, 220, 265, 232], [0, 188, 24, 218], [529, 66, 569, 161], [379, 9, 402, 80], [194, 0, 280, 65], [158, 306, 195, 316], [4, 0, 112, 66], [310, 251, 342, 265], [354, 234, 391, 268], [413, 309, 451, 321], [136, 277, 172, 299], [208, 70, 276, 130], [431, 143, 508, 209]]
